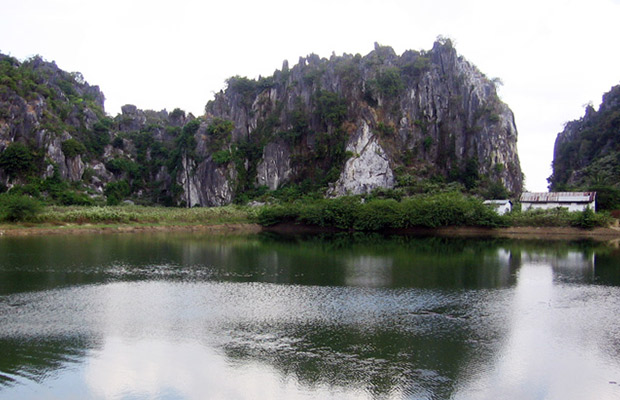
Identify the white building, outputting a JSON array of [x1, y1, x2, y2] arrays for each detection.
[[483, 200, 513, 215], [520, 192, 596, 212]]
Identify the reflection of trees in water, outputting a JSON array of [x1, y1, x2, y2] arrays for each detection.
[[1, 233, 615, 397], [453, 253, 620, 399], [221, 323, 461, 398], [593, 249, 620, 285], [0, 335, 99, 387], [219, 295, 509, 400], [242, 233, 522, 289], [2, 233, 614, 296]]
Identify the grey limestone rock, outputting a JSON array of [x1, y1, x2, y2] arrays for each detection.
[[328, 121, 394, 196], [256, 141, 293, 190]]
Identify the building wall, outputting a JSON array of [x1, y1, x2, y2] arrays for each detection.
[[523, 201, 595, 212], [497, 204, 512, 215]]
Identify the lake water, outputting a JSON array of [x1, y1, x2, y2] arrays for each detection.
[[0, 232, 620, 400]]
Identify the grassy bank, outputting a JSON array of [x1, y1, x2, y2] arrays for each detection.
[[0, 203, 255, 229], [0, 192, 613, 234]]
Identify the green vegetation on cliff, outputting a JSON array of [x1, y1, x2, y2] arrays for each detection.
[[1, 40, 522, 209], [549, 84, 620, 210]]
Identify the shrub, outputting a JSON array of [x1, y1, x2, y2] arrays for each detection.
[[226, 76, 258, 107], [104, 180, 131, 205], [87, 120, 112, 156], [313, 90, 347, 127], [461, 158, 480, 190], [105, 158, 139, 177], [61, 139, 86, 158], [353, 199, 401, 230], [212, 150, 232, 165], [375, 122, 395, 137], [256, 204, 300, 226], [483, 181, 510, 200], [508, 208, 573, 227], [571, 207, 610, 229], [58, 190, 93, 206], [8, 183, 41, 198], [206, 118, 234, 137], [0, 142, 35, 178], [422, 136, 433, 152], [402, 56, 431, 80], [0, 193, 43, 221], [320, 197, 360, 229], [112, 136, 124, 149], [588, 185, 620, 211], [170, 108, 186, 120], [572, 207, 596, 229], [374, 67, 404, 98], [205, 118, 234, 154], [509, 208, 610, 228], [255, 193, 506, 230]]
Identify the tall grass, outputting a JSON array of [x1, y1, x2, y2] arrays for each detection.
[[30, 205, 255, 225]]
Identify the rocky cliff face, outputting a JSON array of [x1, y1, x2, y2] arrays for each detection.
[[327, 121, 394, 196], [549, 84, 620, 190], [0, 40, 523, 206], [206, 40, 522, 199], [0, 55, 103, 183]]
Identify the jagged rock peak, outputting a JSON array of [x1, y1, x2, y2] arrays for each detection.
[[205, 39, 523, 197], [0, 41, 523, 207]]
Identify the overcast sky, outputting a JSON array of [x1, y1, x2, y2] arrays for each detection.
[[1, 0, 619, 192]]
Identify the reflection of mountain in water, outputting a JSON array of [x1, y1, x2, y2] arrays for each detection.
[[0, 234, 525, 295], [222, 321, 469, 399], [0, 233, 619, 398], [454, 248, 620, 400], [217, 281, 513, 400], [521, 249, 595, 281], [0, 336, 99, 387]]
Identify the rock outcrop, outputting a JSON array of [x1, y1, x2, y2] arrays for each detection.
[[549, 84, 620, 190], [206, 39, 523, 199], [328, 121, 394, 196], [0, 40, 523, 205], [256, 141, 293, 190]]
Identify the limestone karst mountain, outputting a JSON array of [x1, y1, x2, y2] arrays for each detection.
[[0, 40, 523, 206], [549, 84, 620, 190]]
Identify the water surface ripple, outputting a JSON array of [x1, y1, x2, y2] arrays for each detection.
[[0, 233, 619, 399]]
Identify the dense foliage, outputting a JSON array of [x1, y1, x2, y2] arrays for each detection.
[[0, 193, 43, 221], [0, 143, 38, 178], [549, 85, 620, 206], [256, 193, 508, 230], [506, 208, 610, 229], [256, 193, 611, 231]]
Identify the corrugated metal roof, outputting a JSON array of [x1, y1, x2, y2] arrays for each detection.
[[520, 192, 596, 203]]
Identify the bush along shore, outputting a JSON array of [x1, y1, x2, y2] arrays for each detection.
[[256, 193, 612, 231], [0, 192, 613, 233]]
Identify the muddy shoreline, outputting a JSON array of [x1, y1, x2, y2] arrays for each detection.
[[0, 223, 263, 237], [1, 221, 619, 242], [263, 223, 620, 241]]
